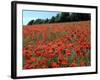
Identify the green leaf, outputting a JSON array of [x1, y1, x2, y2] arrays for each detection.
[[52, 57, 58, 63], [48, 60, 52, 66], [68, 49, 76, 64]]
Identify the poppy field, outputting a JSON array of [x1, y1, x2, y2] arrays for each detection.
[[23, 21, 91, 69]]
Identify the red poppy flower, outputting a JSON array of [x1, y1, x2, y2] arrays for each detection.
[[31, 57, 37, 62], [66, 50, 71, 57], [51, 62, 59, 68], [70, 63, 77, 67]]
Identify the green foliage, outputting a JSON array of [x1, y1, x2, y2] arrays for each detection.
[[27, 20, 34, 25], [54, 13, 61, 22], [49, 16, 55, 23], [58, 12, 70, 22], [27, 12, 91, 25], [44, 18, 49, 23], [33, 19, 44, 24], [52, 57, 58, 63]]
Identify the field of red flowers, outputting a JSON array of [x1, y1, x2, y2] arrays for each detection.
[[23, 21, 91, 69]]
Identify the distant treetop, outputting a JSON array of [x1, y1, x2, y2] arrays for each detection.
[[27, 12, 91, 25]]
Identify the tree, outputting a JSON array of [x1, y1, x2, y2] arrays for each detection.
[[49, 16, 55, 23], [55, 13, 61, 22], [59, 12, 70, 22], [27, 20, 34, 25], [33, 19, 43, 24], [81, 13, 91, 20], [44, 18, 49, 23], [69, 13, 91, 21], [27, 12, 91, 25]]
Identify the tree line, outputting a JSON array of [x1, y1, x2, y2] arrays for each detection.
[[27, 12, 91, 25]]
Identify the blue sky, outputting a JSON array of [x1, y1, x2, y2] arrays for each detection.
[[23, 10, 59, 25]]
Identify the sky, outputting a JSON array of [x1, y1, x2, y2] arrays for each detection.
[[23, 10, 59, 25]]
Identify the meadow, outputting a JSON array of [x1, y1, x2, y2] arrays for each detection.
[[23, 21, 91, 69]]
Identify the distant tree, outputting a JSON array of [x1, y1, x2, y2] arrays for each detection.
[[27, 20, 35, 25], [70, 13, 78, 21], [27, 12, 91, 25], [55, 13, 61, 22], [59, 12, 70, 22], [44, 18, 49, 23], [81, 13, 91, 20], [49, 16, 55, 23], [70, 13, 91, 21], [33, 19, 43, 24]]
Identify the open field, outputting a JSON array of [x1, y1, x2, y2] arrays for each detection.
[[23, 21, 91, 69]]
